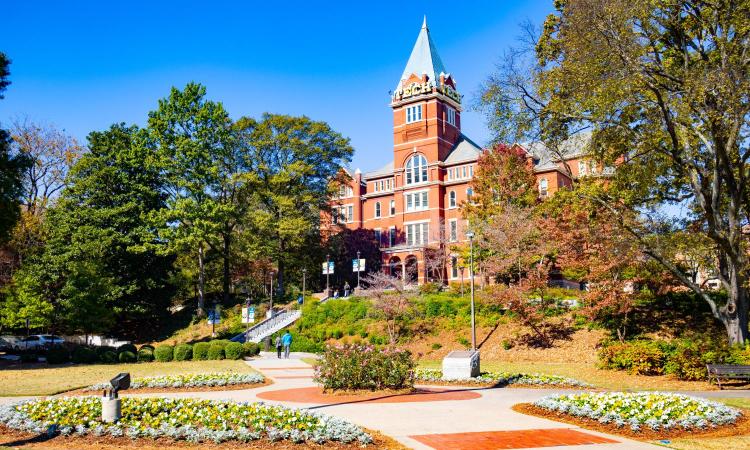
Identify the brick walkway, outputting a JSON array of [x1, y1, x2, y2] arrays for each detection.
[[410, 429, 618, 450], [256, 385, 481, 404]]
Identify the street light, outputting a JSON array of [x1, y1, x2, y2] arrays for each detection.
[[302, 268, 307, 303], [466, 231, 476, 351], [356, 250, 361, 291], [458, 265, 465, 298], [269, 270, 275, 318]]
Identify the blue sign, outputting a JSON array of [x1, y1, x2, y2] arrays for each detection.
[[207, 310, 221, 325]]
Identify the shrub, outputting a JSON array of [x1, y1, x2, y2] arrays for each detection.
[[118, 351, 137, 363], [95, 346, 116, 358], [431, 342, 442, 350], [154, 345, 174, 362], [331, 329, 344, 339], [598, 340, 668, 375], [225, 342, 243, 360], [242, 341, 260, 357], [72, 346, 98, 364], [665, 339, 732, 380], [46, 346, 69, 364], [314, 344, 415, 391], [174, 344, 193, 361], [100, 350, 118, 364], [137, 347, 155, 362], [419, 282, 442, 295], [192, 342, 210, 360], [139, 344, 155, 352], [117, 343, 137, 355], [207, 343, 225, 360]]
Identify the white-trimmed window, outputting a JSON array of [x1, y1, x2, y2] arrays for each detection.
[[462, 166, 467, 178], [448, 168, 454, 181], [539, 178, 548, 197], [338, 185, 353, 198], [466, 187, 473, 200], [469, 165, 474, 178], [406, 104, 423, 123], [446, 106, 456, 126], [389, 227, 396, 247], [449, 190, 456, 208], [375, 202, 381, 218], [390, 200, 396, 215], [449, 219, 458, 242], [405, 154, 428, 185], [451, 256, 459, 279], [374, 229, 382, 245], [578, 161, 587, 176], [406, 222, 429, 246], [405, 190, 429, 212]]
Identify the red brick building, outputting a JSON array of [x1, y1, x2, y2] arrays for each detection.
[[323, 19, 597, 285]]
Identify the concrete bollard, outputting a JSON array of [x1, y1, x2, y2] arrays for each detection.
[[101, 396, 121, 423]]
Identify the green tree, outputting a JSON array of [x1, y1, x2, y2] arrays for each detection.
[[483, 0, 750, 344], [147, 83, 243, 310], [0, 53, 31, 243], [238, 114, 353, 297]]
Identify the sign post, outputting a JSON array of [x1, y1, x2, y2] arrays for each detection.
[[322, 255, 333, 297], [352, 252, 365, 290]]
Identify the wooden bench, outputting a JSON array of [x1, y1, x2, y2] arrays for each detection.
[[706, 364, 750, 389]]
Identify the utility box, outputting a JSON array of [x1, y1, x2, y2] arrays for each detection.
[[442, 350, 480, 379]]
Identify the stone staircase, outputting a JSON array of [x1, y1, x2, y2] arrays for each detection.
[[231, 309, 302, 343]]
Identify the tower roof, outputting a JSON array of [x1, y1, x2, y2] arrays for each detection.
[[396, 16, 449, 91]]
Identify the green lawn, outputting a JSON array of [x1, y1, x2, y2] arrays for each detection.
[[0, 360, 256, 396], [417, 360, 716, 391]]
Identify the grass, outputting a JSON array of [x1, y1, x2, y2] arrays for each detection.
[[417, 360, 717, 391], [0, 360, 256, 396]]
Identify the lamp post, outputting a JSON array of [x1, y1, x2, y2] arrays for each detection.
[[458, 265, 465, 298], [325, 254, 331, 297], [269, 271, 275, 319], [356, 250, 361, 291], [302, 268, 307, 303], [466, 231, 476, 351]]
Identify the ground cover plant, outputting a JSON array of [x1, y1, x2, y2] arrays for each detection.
[[414, 368, 591, 388], [314, 344, 415, 391], [533, 392, 741, 432], [82, 372, 265, 391], [0, 397, 373, 445]]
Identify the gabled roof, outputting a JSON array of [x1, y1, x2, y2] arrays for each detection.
[[444, 134, 482, 165], [396, 17, 449, 91], [363, 161, 394, 180]]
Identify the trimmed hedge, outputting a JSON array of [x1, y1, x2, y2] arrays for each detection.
[[242, 341, 260, 357], [100, 350, 118, 363], [72, 346, 98, 364], [207, 343, 225, 360], [118, 351, 137, 363], [137, 347, 155, 362], [174, 344, 193, 361], [193, 342, 210, 360], [139, 344, 155, 352], [154, 345, 174, 362], [46, 346, 69, 364], [225, 342, 243, 360], [117, 343, 137, 355]]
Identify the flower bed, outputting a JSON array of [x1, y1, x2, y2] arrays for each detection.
[[0, 397, 372, 445], [82, 372, 265, 392], [533, 392, 741, 432], [415, 368, 591, 388]]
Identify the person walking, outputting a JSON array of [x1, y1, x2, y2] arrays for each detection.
[[275, 334, 282, 359], [281, 330, 292, 359], [344, 282, 351, 297]]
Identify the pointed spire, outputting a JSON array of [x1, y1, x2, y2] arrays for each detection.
[[422, 15, 428, 30], [396, 17, 448, 91]]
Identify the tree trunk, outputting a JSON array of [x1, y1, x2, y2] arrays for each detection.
[[222, 232, 230, 305], [197, 243, 205, 314], [723, 266, 749, 345]]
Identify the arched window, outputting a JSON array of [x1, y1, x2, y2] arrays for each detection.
[[449, 190, 456, 208], [405, 154, 428, 185], [539, 178, 548, 196], [466, 187, 473, 199], [375, 202, 381, 218]]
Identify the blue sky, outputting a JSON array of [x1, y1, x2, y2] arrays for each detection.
[[1, 0, 553, 172]]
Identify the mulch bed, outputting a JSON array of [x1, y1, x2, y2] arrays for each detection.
[[512, 402, 750, 440], [58, 379, 273, 397], [0, 425, 405, 449]]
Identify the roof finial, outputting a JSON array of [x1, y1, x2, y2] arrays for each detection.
[[422, 15, 428, 30]]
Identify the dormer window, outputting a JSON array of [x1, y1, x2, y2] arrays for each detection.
[[405, 154, 428, 185], [406, 105, 423, 124]]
